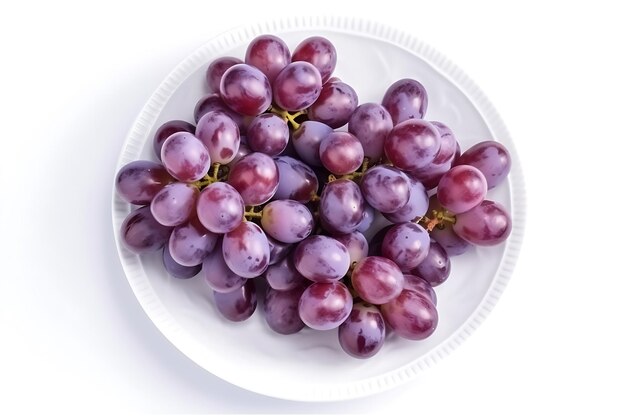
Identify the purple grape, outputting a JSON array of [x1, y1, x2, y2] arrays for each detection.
[[196, 182, 244, 234], [168, 215, 217, 267], [195, 111, 241, 164], [227, 136, 252, 167], [273, 61, 322, 111], [437, 165, 488, 214], [384, 119, 441, 171], [202, 239, 246, 293], [115, 160, 174, 205], [333, 231, 369, 264], [319, 132, 364, 175], [293, 235, 350, 282], [246, 113, 289, 156], [408, 160, 452, 191], [227, 152, 279, 206], [351, 256, 404, 304], [120, 206, 171, 254], [193, 93, 246, 133], [265, 256, 307, 291], [383, 177, 428, 223], [367, 225, 393, 257], [356, 203, 376, 234], [292, 36, 337, 84], [222, 221, 270, 278], [308, 80, 358, 128], [150, 182, 199, 227], [455, 140, 512, 189], [206, 56, 243, 93], [153, 120, 195, 161], [381, 289, 438, 340], [403, 274, 437, 306], [338, 303, 385, 359], [220, 64, 272, 116], [260, 200, 313, 244], [348, 103, 393, 162], [298, 281, 352, 330], [291, 120, 332, 167], [245, 34, 291, 83], [410, 240, 451, 287], [162, 245, 201, 279], [273, 155, 319, 203], [429, 121, 457, 166], [213, 280, 257, 322], [319, 179, 365, 234], [381, 222, 430, 272], [381, 78, 428, 125], [430, 225, 472, 257], [453, 200, 512, 246], [360, 165, 411, 214], [264, 286, 306, 335], [160, 132, 210, 182], [267, 235, 292, 265]]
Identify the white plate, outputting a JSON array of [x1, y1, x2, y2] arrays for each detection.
[[111, 17, 526, 402]]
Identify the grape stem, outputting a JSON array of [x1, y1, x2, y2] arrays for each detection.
[[268, 105, 306, 130], [192, 162, 226, 189], [327, 157, 371, 183], [244, 206, 263, 221], [417, 209, 457, 232]]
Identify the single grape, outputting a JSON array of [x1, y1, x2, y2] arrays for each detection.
[[273, 61, 322, 111], [453, 200, 512, 246], [202, 238, 246, 293], [292, 36, 337, 84], [244, 34, 291, 83], [260, 199, 313, 244], [360, 165, 411, 214], [150, 182, 199, 227], [222, 221, 270, 278], [195, 111, 241, 164], [160, 132, 211, 182], [213, 280, 257, 322], [308, 80, 358, 128], [338, 303, 385, 359], [455, 140, 512, 189], [348, 103, 393, 163], [382, 78, 428, 125], [384, 119, 441, 171], [273, 155, 319, 203], [298, 281, 352, 330], [246, 113, 289, 156], [206, 56, 243, 93], [319, 132, 364, 175], [383, 177, 428, 223], [168, 215, 217, 267], [227, 152, 279, 206], [293, 235, 350, 282], [437, 165, 488, 214], [220, 64, 272, 116], [196, 181, 244, 234], [291, 120, 332, 167], [264, 286, 306, 335], [381, 289, 438, 340], [267, 235, 292, 265], [153, 120, 195, 161], [410, 240, 451, 287], [265, 256, 307, 291], [319, 178, 365, 234], [430, 225, 472, 257], [356, 203, 376, 234], [333, 231, 369, 265], [351, 256, 404, 304], [120, 206, 171, 254], [115, 160, 174, 205], [193, 93, 246, 133], [403, 274, 437, 306], [381, 222, 430, 272], [162, 245, 201, 279]]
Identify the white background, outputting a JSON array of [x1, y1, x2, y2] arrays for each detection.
[[1, 0, 625, 415]]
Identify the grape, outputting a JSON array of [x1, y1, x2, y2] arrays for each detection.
[[150, 182, 199, 227], [356, 203, 376, 234], [160, 132, 211, 182], [351, 256, 404, 304], [222, 221, 270, 278], [308, 80, 358, 128], [273, 61, 322, 111], [168, 215, 217, 267], [381, 222, 430, 272], [264, 286, 306, 335], [348, 103, 393, 162], [153, 120, 195, 161], [227, 136, 252, 167], [298, 281, 352, 330], [196, 182, 244, 234], [381, 78, 428, 125], [115, 160, 174, 205], [338, 303, 385, 359], [455, 140, 512, 189], [273, 155, 319, 203], [453, 200, 512, 246], [120, 206, 171, 254], [408, 160, 452, 191], [244, 34, 291, 83], [360, 165, 411, 213], [403, 274, 437, 306], [193, 93, 246, 133], [265, 256, 307, 291], [333, 231, 369, 265], [319, 179, 365, 234], [227, 152, 279, 206], [367, 225, 393, 257], [381, 289, 438, 340], [292, 36, 337, 84], [267, 235, 292, 265], [162, 245, 201, 279], [195, 111, 241, 164], [382, 177, 428, 223], [220, 64, 272, 116], [437, 165, 488, 214], [202, 239, 246, 293], [206, 56, 243, 92], [319, 132, 364, 175], [293, 235, 350, 282], [261, 200, 313, 244], [213, 279, 257, 322], [410, 240, 450, 287], [291, 120, 332, 167], [384, 119, 441, 171], [429, 121, 457, 166], [430, 225, 472, 257], [246, 113, 289, 156]]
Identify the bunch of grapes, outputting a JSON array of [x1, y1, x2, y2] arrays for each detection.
[[115, 34, 513, 359]]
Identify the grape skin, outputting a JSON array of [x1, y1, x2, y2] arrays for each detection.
[[319, 131, 364, 176], [351, 256, 404, 305], [260, 200, 314, 244], [121, 206, 172, 254], [273, 155, 319, 203], [206, 56, 243, 93], [195, 111, 241, 164], [293, 235, 350, 282], [227, 152, 279, 206], [381, 78, 428, 125], [220, 64, 272, 116], [360, 165, 411, 214], [298, 281, 352, 331], [213, 279, 257, 322], [319, 179, 365, 234], [273, 61, 323, 112], [453, 200, 512, 246], [410, 240, 451, 287], [202, 238, 246, 293], [291, 36, 337, 83], [116, 160, 174, 205], [222, 221, 270, 278], [437, 165, 488, 214], [384, 119, 441, 171], [196, 182, 244, 234], [264, 286, 307, 335], [454, 140, 512, 189], [245, 34, 291, 83], [381, 289, 438, 340], [381, 222, 430, 272], [338, 303, 386, 359], [348, 103, 393, 163]]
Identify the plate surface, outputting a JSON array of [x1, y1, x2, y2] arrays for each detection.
[[112, 17, 525, 401]]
